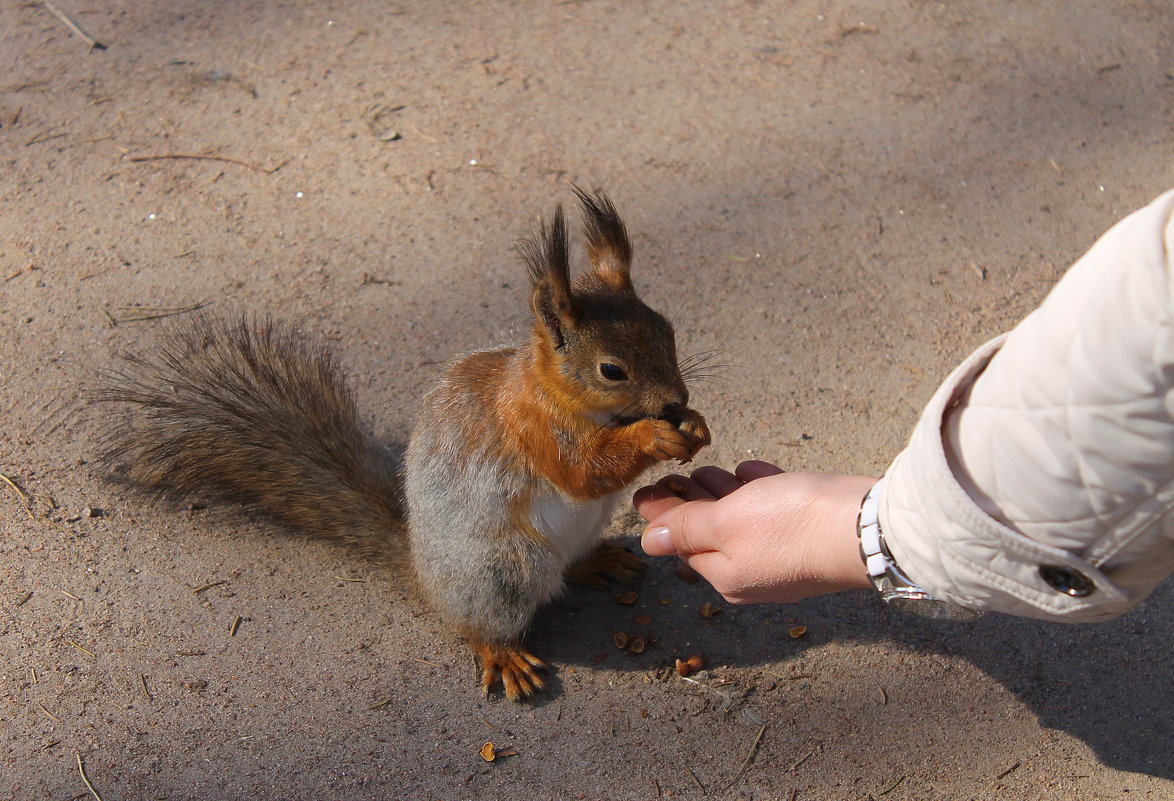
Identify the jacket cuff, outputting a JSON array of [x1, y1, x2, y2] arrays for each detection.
[[879, 337, 1132, 622]]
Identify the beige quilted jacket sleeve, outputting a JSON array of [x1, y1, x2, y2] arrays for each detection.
[[881, 189, 1174, 621]]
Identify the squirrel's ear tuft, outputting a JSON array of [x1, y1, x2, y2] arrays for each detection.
[[573, 186, 632, 292], [518, 204, 578, 349]]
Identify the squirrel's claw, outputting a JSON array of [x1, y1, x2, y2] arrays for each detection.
[[472, 640, 546, 702]]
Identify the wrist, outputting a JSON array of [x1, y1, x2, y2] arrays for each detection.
[[819, 475, 881, 593]]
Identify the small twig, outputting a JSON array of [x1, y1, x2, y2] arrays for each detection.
[[127, 153, 288, 174], [878, 775, 906, 796], [718, 723, 768, 792], [139, 672, 151, 700], [24, 128, 68, 146], [996, 761, 1022, 780], [683, 765, 706, 795], [60, 590, 82, 601], [411, 657, 445, 668], [115, 304, 202, 312], [229, 615, 242, 637], [42, 2, 106, 50], [359, 273, 399, 287], [837, 22, 878, 38], [0, 472, 37, 520], [36, 701, 61, 722], [66, 640, 96, 658], [190, 580, 227, 594], [76, 751, 106, 801], [16, 591, 34, 607], [369, 698, 393, 710], [334, 576, 368, 582], [788, 749, 815, 773], [111, 302, 210, 324]]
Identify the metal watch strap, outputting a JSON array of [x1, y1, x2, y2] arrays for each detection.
[[858, 478, 984, 622]]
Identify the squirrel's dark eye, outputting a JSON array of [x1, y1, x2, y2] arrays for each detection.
[[599, 362, 628, 381]]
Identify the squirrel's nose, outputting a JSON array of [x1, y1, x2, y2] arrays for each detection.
[[660, 401, 685, 422]]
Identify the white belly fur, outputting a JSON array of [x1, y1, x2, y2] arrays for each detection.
[[531, 491, 621, 565]]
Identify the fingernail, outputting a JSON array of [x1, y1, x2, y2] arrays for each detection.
[[642, 526, 676, 554]]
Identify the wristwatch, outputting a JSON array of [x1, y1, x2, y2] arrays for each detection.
[[857, 479, 984, 622]]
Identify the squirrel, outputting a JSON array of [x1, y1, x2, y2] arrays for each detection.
[[98, 187, 711, 701]]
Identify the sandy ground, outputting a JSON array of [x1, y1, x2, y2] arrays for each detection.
[[2, 1, 1173, 799]]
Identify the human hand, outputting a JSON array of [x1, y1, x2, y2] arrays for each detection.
[[632, 461, 876, 604]]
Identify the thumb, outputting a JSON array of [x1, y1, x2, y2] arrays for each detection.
[[640, 499, 721, 557]]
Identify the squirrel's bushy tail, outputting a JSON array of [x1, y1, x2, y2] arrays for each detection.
[[97, 315, 405, 561]]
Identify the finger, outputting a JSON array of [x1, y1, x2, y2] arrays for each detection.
[[640, 523, 678, 556], [632, 484, 687, 524], [641, 499, 721, 557], [734, 460, 786, 482], [689, 466, 744, 499], [656, 473, 718, 502]]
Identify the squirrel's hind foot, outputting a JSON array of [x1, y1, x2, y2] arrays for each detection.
[[564, 541, 646, 589], [472, 640, 546, 702]]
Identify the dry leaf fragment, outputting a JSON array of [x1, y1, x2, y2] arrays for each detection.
[[615, 591, 639, 605], [674, 653, 704, 676], [699, 601, 722, 618], [634, 613, 653, 625], [789, 625, 808, 639], [615, 632, 646, 654]]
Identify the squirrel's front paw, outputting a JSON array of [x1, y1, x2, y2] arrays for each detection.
[[673, 408, 712, 463], [640, 413, 710, 464]]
